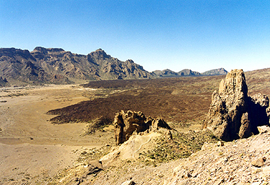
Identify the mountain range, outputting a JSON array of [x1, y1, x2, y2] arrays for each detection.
[[0, 47, 227, 86]]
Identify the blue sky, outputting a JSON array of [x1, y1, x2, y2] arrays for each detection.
[[1, 0, 270, 72]]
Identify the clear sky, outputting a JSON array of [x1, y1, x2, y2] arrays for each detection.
[[1, 0, 270, 72]]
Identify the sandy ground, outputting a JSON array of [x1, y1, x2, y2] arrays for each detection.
[[0, 85, 115, 184]]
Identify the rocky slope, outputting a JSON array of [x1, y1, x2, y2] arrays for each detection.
[[0, 47, 152, 86], [49, 126, 270, 185], [0, 48, 71, 86], [167, 126, 270, 184]]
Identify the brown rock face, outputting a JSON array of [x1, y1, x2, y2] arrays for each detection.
[[114, 110, 170, 145], [203, 69, 270, 141], [0, 47, 153, 86]]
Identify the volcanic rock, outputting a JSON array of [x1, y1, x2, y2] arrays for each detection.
[[113, 110, 171, 145], [0, 47, 153, 85], [251, 157, 266, 168], [203, 69, 270, 141]]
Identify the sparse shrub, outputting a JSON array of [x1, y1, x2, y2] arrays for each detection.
[[86, 116, 113, 134], [140, 129, 219, 164], [209, 133, 217, 139]]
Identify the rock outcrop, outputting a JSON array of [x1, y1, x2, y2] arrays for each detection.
[[203, 69, 270, 141], [167, 126, 270, 184], [113, 110, 171, 145], [0, 76, 8, 87]]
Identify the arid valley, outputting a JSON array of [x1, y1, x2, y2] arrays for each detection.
[[0, 84, 113, 184], [0, 68, 270, 184], [2, 1, 270, 184]]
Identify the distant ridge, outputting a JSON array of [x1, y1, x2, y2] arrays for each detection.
[[0, 46, 228, 86], [151, 68, 227, 78], [202, 68, 228, 76]]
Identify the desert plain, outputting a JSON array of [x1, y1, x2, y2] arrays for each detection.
[[0, 84, 117, 184], [1, 68, 270, 184]]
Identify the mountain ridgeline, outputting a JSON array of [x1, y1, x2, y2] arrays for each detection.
[[152, 68, 228, 78], [0, 47, 227, 86]]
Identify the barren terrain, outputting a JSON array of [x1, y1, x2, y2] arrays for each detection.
[[0, 85, 115, 184], [1, 68, 270, 184]]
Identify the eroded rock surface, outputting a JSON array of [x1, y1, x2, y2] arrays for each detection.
[[167, 126, 270, 184], [203, 69, 270, 141], [114, 110, 171, 145]]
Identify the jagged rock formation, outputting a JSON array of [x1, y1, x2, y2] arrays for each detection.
[[114, 110, 171, 145], [203, 69, 270, 141], [0, 47, 153, 85]]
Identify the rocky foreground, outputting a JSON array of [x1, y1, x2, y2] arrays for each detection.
[[50, 126, 270, 185], [1, 69, 270, 184], [51, 69, 270, 185], [168, 126, 270, 185]]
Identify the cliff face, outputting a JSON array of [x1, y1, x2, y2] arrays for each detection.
[[0, 47, 153, 85]]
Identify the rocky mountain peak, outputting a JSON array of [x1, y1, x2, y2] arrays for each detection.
[[178, 69, 201, 76], [89, 48, 110, 59], [33, 47, 48, 54], [202, 68, 228, 76], [46, 48, 65, 53], [32, 47, 65, 54], [0, 48, 34, 60], [0, 47, 154, 85], [125, 59, 135, 64]]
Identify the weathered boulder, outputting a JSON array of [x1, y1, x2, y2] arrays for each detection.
[[203, 69, 270, 141], [114, 110, 171, 145], [248, 93, 270, 128], [251, 157, 266, 167]]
